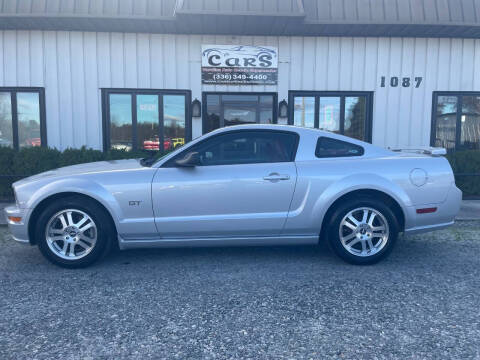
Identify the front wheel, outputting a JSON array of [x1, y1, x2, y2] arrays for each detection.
[[327, 198, 399, 265], [35, 196, 114, 268]]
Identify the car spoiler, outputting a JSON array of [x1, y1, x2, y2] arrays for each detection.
[[388, 146, 447, 156]]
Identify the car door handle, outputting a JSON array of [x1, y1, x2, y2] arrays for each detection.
[[263, 173, 290, 181]]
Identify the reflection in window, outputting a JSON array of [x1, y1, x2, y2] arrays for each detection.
[[17, 92, 41, 147], [137, 95, 159, 150], [290, 93, 370, 141], [0, 92, 13, 147], [0, 89, 44, 149], [344, 97, 366, 140], [104, 90, 189, 152], [163, 95, 186, 151], [109, 94, 133, 150], [294, 97, 315, 128], [433, 94, 480, 152], [461, 96, 480, 150], [319, 97, 340, 133], [434, 96, 457, 151]]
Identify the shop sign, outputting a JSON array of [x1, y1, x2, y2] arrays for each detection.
[[201, 45, 278, 85]]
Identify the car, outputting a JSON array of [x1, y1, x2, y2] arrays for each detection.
[[4, 124, 462, 268]]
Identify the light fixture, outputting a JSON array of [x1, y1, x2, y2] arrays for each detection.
[[192, 98, 202, 117], [278, 99, 288, 118]]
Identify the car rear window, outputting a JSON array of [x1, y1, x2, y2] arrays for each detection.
[[315, 137, 364, 158]]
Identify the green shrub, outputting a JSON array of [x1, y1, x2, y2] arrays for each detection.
[[0, 146, 163, 200], [446, 150, 480, 198]]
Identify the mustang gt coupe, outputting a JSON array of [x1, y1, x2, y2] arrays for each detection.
[[5, 124, 461, 268]]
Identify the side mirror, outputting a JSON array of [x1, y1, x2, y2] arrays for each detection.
[[175, 151, 201, 167]]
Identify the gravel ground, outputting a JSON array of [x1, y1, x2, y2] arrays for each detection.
[[0, 223, 480, 360]]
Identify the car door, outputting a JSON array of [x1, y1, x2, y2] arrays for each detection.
[[151, 130, 299, 239]]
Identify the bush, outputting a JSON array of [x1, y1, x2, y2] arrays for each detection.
[[0, 146, 162, 200], [446, 150, 480, 198]]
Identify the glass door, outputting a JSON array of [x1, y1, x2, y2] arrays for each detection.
[[203, 92, 277, 133]]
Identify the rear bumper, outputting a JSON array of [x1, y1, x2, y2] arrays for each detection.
[[4, 205, 30, 244], [404, 184, 462, 235]]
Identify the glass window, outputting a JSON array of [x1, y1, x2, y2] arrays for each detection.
[[109, 94, 133, 150], [173, 131, 297, 166], [290, 92, 372, 142], [17, 92, 41, 147], [0, 88, 45, 149], [344, 97, 366, 140], [461, 96, 480, 150], [432, 93, 480, 152], [163, 95, 186, 151], [203, 93, 277, 133], [224, 105, 256, 126], [103, 90, 190, 152], [293, 96, 315, 128], [434, 95, 457, 151], [0, 92, 13, 147], [315, 137, 364, 158], [319, 97, 340, 133]]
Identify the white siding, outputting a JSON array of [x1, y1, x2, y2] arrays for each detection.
[[0, 30, 479, 149]]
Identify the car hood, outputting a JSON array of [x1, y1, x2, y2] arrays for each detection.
[[14, 159, 144, 186]]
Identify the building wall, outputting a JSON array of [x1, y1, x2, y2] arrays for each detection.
[[1, 30, 479, 150]]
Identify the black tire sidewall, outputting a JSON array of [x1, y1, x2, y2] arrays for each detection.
[[327, 197, 399, 265], [35, 196, 114, 268]]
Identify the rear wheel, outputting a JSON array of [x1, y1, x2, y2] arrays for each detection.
[[327, 198, 399, 265], [35, 196, 114, 268]]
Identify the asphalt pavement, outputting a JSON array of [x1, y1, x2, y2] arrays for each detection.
[[0, 223, 480, 359]]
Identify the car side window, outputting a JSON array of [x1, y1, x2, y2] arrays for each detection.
[[168, 131, 298, 166], [315, 136, 364, 158]]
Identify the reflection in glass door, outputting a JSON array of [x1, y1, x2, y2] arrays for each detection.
[[289, 92, 372, 142], [104, 90, 190, 152], [203, 93, 277, 133]]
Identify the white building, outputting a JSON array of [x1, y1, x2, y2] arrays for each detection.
[[0, 0, 479, 153]]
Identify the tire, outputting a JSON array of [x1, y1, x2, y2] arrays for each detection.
[[327, 197, 399, 265], [34, 196, 115, 268]]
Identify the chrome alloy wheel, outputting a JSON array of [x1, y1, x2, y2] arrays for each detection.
[[339, 207, 389, 257], [45, 209, 97, 260]]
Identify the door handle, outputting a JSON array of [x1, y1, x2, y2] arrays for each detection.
[[263, 173, 290, 181]]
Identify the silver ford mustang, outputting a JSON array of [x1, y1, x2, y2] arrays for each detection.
[[5, 124, 461, 268]]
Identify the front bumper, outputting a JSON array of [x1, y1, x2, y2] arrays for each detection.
[[404, 184, 462, 235], [4, 205, 30, 244]]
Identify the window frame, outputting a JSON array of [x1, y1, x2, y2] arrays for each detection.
[[315, 136, 365, 158], [201, 92, 278, 134], [287, 91, 373, 142], [430, 91, 480, 152], [101, 88, 192, 152], [0, 87, 47, 149], [163, 129, 300, 167]]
